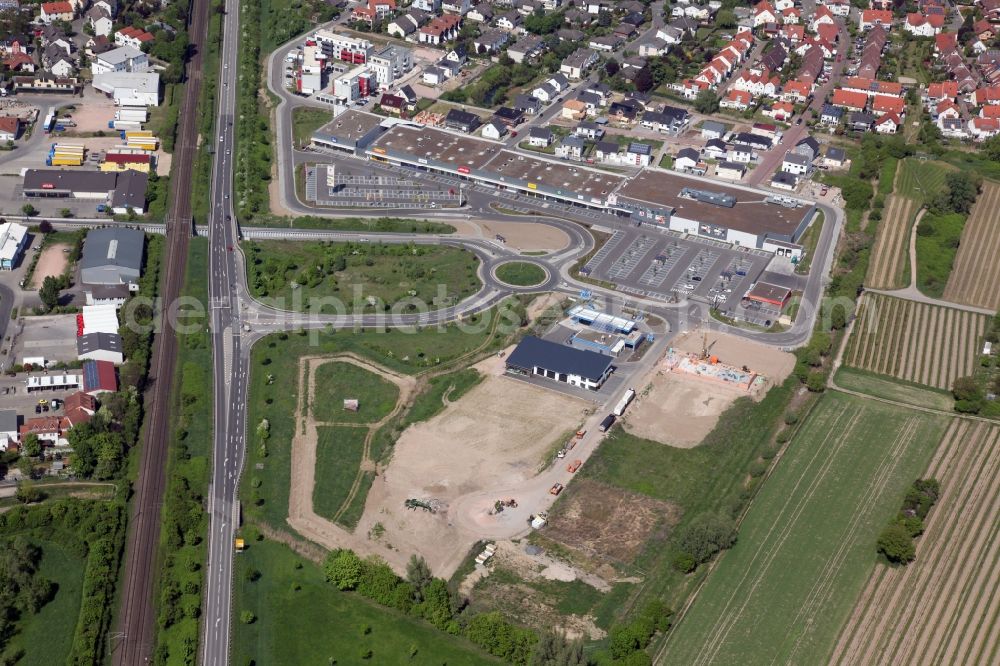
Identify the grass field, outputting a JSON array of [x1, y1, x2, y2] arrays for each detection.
[[312, 426, 369, 523], [495, 261, 547, 287], [231, 540, 498, 665], [243, 300, 523, 531], [245, 240, 481, 313], [895, 157, 950, 201], [915, 211, 966, 298], [831, 420, 1000, 665], [661, 392, 949, 665], [942, 180, 1000, 310], [292, 107, 330, 149], [844, 293, 989, 390], [7, 539, 84, 663], [311, 361, 400, 424], [834, 367, 955, 411]]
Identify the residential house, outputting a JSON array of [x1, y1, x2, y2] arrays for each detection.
[[441, 0, 470, 15], [562, 99, 586, 120], [481, 120, 507, 139], [640, 106, 690, 134], [379, 93, 405, 114], [753, 1, 777, 27], [496, 11, 522, 30], [639, 39, 670, 57], [532, 81, 558, 103], [608, 99, 643, 123], [771, 171, 797, 190], [872, 94, 905, 115], [48, 53, 75, 77], [732, 131, 772, 150], [444, 108, 480, 132], [589, 34, 624, 52], [720, 89, 752, 110], [493, 106, 524, 126], [969, 116, 1000, 140], [859, 9, 893, 31], [411, 0, 439, 11], [507, 36, 545, 63], [418, 14, 461, 45], [0, 117, 21, 142], [574, 120, 603, 140], [576, 91, 603, 115], [39, 1, 74, 23], [115, 26, 155, 49], [904, 12, 944, 37], [467, 3, 493, 21], [831, 88, 868, 111], [473, 30, 508, 54], [555, 135, 585, 160], [0, 410, 17, 452], [781, 151, 810, 175], [728, 144, 753, 163], [527, 127, 553, 147], [823, 145, 846, 168], [561, 48, 598, 79], [387, 11, 428, 39], [875, 112, 900, 133], [702, 138, 728, 160], [700, 120, 726, 140], [939, 117, 968, 138], [820, 103, 844, 125], [513, 93, 541, 115], [92, 46, 148, 75], [715, 161, 746, 180], [674, 147, 705, 174], [782, 79, 812, 103], [85, 6, 113, 37], [763, 100, 794, 121], [792, 136, 820, 161], [848, 111, 875, 131]]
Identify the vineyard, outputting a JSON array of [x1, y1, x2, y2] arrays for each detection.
[[867, 159, 950, 290], [660, 392, 947, 665], [830, 420, 1000, 666], [844, 293, 989, 390], [942, 181, 1000, 310]]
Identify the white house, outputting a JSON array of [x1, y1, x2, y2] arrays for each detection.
[[527, 127, 553, 147], [781, 151, 810, 175], [715, 161, 746, 180], [92, 71, 160, 106], [91, 46, 149, 75]]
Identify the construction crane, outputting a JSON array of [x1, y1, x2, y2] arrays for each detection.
[[701, 333, 717, 359]]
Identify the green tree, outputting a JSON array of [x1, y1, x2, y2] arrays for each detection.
[[22, 433, 41, 458], [877, 523, 916, 564], [38, 275, 60, 311], [952, 375, 983, 413], [323, 549, 363, 590], [716, 8, 736, 28], [675, 513, 737, 564], [20, 203, 36, 217], [14, 481, 42, 504], [693, 89, 719, 114], [405, 554, 432, 600]]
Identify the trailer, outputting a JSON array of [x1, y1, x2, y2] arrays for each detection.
[[110, 120, 143, 132], [47, 155, 83, 166], [612, 388, 636, 417], [126, 137, 158, 150], [124, 130, 154, 139], [51, 143, 85, 154], [598, 414, 616, 432], [41, 113, 54, 133], [114, 107, 148, 122]]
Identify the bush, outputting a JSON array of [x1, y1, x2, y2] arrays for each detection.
[[675, 513, 737, 564], [672, 553, 696, 573], [240, 610, 256, 624]]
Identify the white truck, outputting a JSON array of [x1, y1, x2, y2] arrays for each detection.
[[612, 388, 636, 417]]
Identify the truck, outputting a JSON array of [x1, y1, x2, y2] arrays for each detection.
[[41, 112, 54, 133], [612, 388, 636, 417], [47, 155, 83, 166], [109, 120, 143, 132], [51, 143, 84, 154], [124, 130, 154, 139], [114, 107, 148, 122], [598, 414, 616, 432]]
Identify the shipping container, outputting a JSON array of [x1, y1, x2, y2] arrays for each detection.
[[612, 388, 636, 417], [115, 107, 148, 122], [47, 155, 83, 166]]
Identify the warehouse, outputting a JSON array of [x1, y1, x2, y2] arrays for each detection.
[[505, 336, 614, 391], [79, 304, 122, 335], [80, 228, 144, 287], [92, 71, 160, 106], [0, 221, 28, 270], [82, 359, 118, 395], [22, 170, 148, 214], [77, 332, 124, 364], [311, 109, 387, 154]]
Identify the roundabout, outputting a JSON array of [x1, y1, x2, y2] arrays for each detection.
[[492, 260, 550, 289]]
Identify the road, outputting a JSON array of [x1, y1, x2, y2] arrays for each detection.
[[110, 0, 209, 658]]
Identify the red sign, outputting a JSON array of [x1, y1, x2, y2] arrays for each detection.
[[41, 183, 54, 189], [457, 165, 470, 175]]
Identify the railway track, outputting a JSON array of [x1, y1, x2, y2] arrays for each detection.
[[110, 0, 210, 660]]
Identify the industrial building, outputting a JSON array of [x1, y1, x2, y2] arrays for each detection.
[[92, 71, 160, 106], [746, 282, 793, 308], [77, 332, 124, 364], [506, 336, 614, 391], [0, 221, 28, 270], [22, 169, 149, 214], [311, 109, 387, 154], [82, 359, 118, 395], [80, 228, 144, 287]]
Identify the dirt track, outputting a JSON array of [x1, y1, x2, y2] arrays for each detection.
[[32, 243, 68, 288]]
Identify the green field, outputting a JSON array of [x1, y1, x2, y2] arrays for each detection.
[[896, 157, 950, 202], [915, 211, 966, 298], [243, 299, 525, 530], [495, 261, 547, 287], [7, 540, 84, 664], [292, 107, 330, 148], [834, 367, 955, 412], [313, 426, 369, 523], [661, 392, 948, 665], [232, 540, 498, 665], [244, 240, 481, 313], [311, 361, 400, 424]]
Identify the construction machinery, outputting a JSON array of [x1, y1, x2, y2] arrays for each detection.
[[404, 498, 435, 513]]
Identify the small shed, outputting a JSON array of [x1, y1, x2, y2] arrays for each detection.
[[343, 398, 360, 412]]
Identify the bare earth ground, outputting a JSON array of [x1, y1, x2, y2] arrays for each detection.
[[942, 181, 1000, 310], [623, 329, 796, 448], [32, 243, 69, 287], [66, 89, 116, 133], [358, 350, 590, 577]]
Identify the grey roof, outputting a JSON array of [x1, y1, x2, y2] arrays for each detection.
[[23, 169, 117, 193], [704, 138, 727, 151], [701, 120, 727, 134], [676, 147, 700, 161], [783, 151, 811, 166], [444, 108, 480, 128], [77, 332, 123, 356], [110, 170, 148, 210], [718, 160, 745, 171], [0, 409, 17, 434], [81, 227, 144, 273], [595, 140, 619, 154], [529, 127, 553, 139], [506, 336, 613, 382], [577, 91, 602, 106], [795, 136, 820, 156], [97, 45, 143, 66], [560, 135, 586, 149], [628, 142, 652, 156], [825, 146, 846, 161], [821, 104, 844, 118], [733, 132, 771, 147]]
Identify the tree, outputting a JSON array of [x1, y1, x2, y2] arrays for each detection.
[[37, 220, 53, 234], [693, 89, 719, 114], [20, 203, 36, 217], [405, 554, 432, 599], [633, 66, 654, 93], [877, 523, 916, 564], [323, 549, 363, 590], [716, 8, 736, 28], [952, 375, 983, 413], [14, 481, 42, 504], [983, 134, 1000, 162], [22, 434, 41, 458], [675, 513, 737, 564], [38, 275, 61, 311]]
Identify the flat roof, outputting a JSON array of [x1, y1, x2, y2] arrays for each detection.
[[572, 328, 621, 346], [506, 336, 613, 381], [616, 170, 811, 238], [370, 124, 501, 170], [747, 281, 792, 303], [489, 151, 623, 199], [315, 109, 382, 143]]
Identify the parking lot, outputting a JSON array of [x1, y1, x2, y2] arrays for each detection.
[[583, 225, 771, 308], [14, 314, 79, 366], [0, 373, 79, 415]]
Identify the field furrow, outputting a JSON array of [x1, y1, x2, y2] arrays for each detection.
[[830, 423, 1000, 666], [868, 195, 915, 290], [897, 301, 921, 380], [943, 181, 1000, 309]]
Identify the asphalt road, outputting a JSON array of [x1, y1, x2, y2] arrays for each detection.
[[110, 0, 208, 659]]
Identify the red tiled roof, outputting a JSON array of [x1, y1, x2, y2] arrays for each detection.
[[41, 1, 73, 14], [872, 94, 905, 114], [832, 88, 868, 109]]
